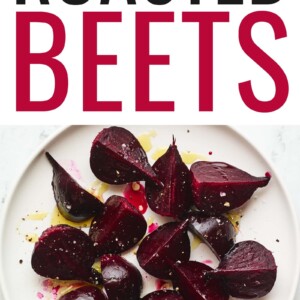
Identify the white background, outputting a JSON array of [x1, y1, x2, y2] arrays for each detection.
[[1, 1, 300, 124]]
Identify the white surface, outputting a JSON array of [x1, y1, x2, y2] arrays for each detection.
[[0, 126, 300, 300]]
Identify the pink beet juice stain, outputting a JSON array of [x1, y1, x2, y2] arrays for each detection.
[[42, 279, 52, 290], [265, 171, 272, 178], [52, 285, 60, 297], [148, 222, 159, 233], [201, 259, 213, 265], [156, 279, 167, 290], [209, 151, 213, 155], [67, 160, 82, 180], [40, 279, 61, 300], [123, 182, 148, 214]]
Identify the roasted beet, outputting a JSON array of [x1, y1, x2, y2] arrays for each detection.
[[31, 225, 101, 284], [59, 286, 107, 300], [172, 261, 229, 300], [137, 220, 190, 280], [191, 161, 270, 214], [89, 195, 147, 255], [146, 138, 191, 218], [142, 290, 184, 300], [212, 240, 277, 298], [100, 254, 143, 300], [90, 126, 161, 186], [188, 213, 235, 260], [46, 152, 104, 222]]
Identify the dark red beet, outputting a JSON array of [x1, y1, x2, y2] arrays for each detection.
[[90, 127, 161, 186], [188, 213, 235, 260], [89, 195, 147, 255], [31, 225, 101, 284], [191, 161, 270, 215], [59, 286, 107, 300], [172, 261, 229, 300], [46, 152, 104, 222], [142, 290, 184, 300], [146, 138, 191, 218], [100, 254, 143, 300], [137, 220, 190, 280], [212, 240, 277, 298]]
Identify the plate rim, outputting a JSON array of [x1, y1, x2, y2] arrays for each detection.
[[0, 125, 69, 300], [0, 125, 299, 300]]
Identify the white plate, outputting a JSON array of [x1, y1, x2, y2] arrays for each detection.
[[0, 125, 299, 300]]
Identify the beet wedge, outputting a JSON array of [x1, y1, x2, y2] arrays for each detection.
[[59, 286, 107, 300], [31, 225, 101, 284], [146, 138, 191, 218], [142, 290, 184, 300], [211, 240, 277, 298], [191, 161, 270, 215], [90, 126, 161, 186], [172, 261, 229, 300], [188, 213, 236, 260], [137, 220, 190, 280], [89, 195, 147, 255], [46, 152, 104, 222], [100, 254, 143, 300]]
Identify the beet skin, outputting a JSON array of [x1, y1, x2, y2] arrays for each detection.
[[137, 220, 190, 280], [46, 152, 104, 222], [212, 240, 277, 298], [172, 261, 229, 300], [191, 161, 270, 215], [142, 290, 184, 300], [101, 254, 143, 300], [89, 195, 147, 255], [31, 225, 101, 284], [59, 286, 107, 300], [90, 126, 161, 186], [146, 138, 191, 219], [188, 213, 236, 260]]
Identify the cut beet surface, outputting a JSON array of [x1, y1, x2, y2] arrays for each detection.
[[142, 290, 184, 300], [137, 220, 190, 280], [31, 225, 101, 284], [90, 126, 162, 186], [59, 286, 107, 300], [212, 240, 277, 298], [146, 138, 191, 219], [191, 161, 270, 215], [100, 254, 143, 300], [188, 212, 236, 260], [46, 152, 104, 222], [89, 195, 147, 255], [172, 261, 229, 300]]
